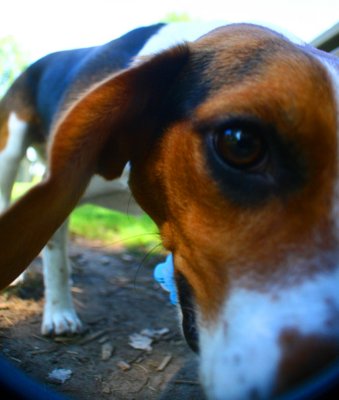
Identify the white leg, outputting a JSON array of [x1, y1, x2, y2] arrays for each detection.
[[0, 112, 30, 212], [41, 220, 83, 336]]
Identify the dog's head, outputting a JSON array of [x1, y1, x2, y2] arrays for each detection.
[[1, 24, 339, 399]]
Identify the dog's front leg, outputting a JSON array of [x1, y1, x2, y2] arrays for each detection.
[[41, 220, 82, 336]]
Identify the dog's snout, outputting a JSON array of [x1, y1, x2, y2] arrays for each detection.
[[199, 272, 339, 400], [276, 329, 339, 396]]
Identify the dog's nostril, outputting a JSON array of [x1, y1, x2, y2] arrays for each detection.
[[276, 328, 339, 396]]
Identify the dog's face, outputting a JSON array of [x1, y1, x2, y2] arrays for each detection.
[[129, 25, 339, 398], [2, 24, 339, 399]]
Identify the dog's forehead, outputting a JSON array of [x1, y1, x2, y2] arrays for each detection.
[[195, 23, 295, 46], [192, 24, 295, 75], [189, 24, 330, 98], [193, 23, 305, 60], [179, 25, 338, 154]]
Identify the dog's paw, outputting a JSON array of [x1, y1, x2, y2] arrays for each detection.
[[42, 308, 83, 336]]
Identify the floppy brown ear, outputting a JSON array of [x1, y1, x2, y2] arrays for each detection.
[[0, 45, 189, 288]]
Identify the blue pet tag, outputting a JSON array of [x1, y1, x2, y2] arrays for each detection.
[[153, 253, 178, 305]]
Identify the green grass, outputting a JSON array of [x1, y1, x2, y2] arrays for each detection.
[[12, 181, 37, 198], [13, 182, 160, 249], [69, 204, 159, 248]]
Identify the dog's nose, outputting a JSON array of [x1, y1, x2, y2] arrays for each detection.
[[276, 329, 339, 396]]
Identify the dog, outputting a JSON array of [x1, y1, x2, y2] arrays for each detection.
[[1, 23, 339, 399], [0, 21, 222, 336]]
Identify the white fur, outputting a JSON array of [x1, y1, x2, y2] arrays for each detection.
[[137, 21, 226, 58], [200, 268, 339, 400], [0, 113, 29, 211], [41, 221, 82, 335], [81, 164, 142, 215]]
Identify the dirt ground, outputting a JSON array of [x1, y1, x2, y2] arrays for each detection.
[[0, 238, 203, 400]]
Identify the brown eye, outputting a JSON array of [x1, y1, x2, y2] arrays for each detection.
[[214, 125, 267, 170]]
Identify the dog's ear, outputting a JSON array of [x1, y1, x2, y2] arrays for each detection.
[[50, 44, 189, 181], [0, 45, 190, 288]]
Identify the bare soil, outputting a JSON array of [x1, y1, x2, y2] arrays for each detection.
[[0, 238, 203, 400]]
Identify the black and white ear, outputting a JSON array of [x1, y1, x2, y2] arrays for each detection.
[[0, 45, 190, 288]]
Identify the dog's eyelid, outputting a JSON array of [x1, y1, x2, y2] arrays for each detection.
[[193, 115, 270, 136]]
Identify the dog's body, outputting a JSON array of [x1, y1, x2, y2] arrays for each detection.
[[1, 22, 339, 399], [0, 22, 222, 335]]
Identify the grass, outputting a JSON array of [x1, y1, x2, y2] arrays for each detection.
[[12, 181, 37, 198], [70, 204, 159, 248], [12, 182, 161, 249]]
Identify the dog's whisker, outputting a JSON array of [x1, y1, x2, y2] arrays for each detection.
[[78, 231, 161, 251], [133, 242, 163, 289]]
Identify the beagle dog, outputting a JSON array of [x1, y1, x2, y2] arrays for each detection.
[[0, 22, 221, 335], [0, 23, 339, 399]]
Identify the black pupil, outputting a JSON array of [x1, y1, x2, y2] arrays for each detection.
[[215, 127, 264, 169]]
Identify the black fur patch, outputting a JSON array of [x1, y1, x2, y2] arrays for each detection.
[[176, 272, 199, 353]]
